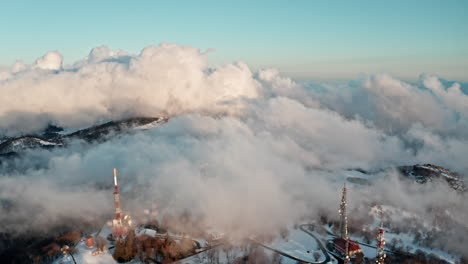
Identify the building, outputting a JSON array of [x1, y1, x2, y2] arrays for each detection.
[[85, 236, 94, 248], [332, 237, 363, 257], [136, 228, 157, 241]]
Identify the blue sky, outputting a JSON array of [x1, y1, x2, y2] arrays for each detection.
[[1, 0, 467, 80]]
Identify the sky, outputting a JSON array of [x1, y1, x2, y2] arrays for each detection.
[[1, 0, 467, 80]]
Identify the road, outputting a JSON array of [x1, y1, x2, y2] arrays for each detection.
[[177, 227, 333, 264], [299, 224, 332, 263], [251, 225, 333, 264]]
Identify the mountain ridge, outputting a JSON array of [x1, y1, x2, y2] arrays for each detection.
[[0, 116, 168, 156]]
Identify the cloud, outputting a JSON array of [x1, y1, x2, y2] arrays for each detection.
[[1, 44, 468, 258], [33, 51, 63, 70], [0, 44, 260, 136], [305, 73, 468, 139]]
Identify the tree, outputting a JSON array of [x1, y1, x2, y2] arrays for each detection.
[[271, 252, 282, 264], [113, 239, 126, 263], [206, 247, 220, 264], [223, 244, 235, 264], [280, 227, 289, 240], [123, 230, 136, 261], [96, 236, 107, 252], [112, 231, 137, 263]]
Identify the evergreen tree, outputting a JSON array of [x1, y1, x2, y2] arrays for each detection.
[[124, 229, 137, 261], [113, 230, 137, 263], [113, 239, 126, 263]]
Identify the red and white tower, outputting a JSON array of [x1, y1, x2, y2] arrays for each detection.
[[112, 168, 126, 239], [332, 183, 362, 262], [339, 183, 350, 264], [376, 220, 386, 264]]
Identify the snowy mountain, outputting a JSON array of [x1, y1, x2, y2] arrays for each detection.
[[63, 117, 168, 142], [345, 164, 466, 193], [0, 117, 168, 156], [0, 136, 61, 154], [397, 164, 466, 192]]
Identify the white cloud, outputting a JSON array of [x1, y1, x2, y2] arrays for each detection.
[[1, 44, 468, 258], [0, 44, 260, 136], [33, 51, 63, 70], [306, 73, 468, 138]]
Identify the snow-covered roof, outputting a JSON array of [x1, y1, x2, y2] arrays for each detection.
[[137, 228, 157, 238], [333, 237, 362, 255]]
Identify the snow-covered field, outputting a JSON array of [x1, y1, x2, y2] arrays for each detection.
[[53, 239, 116, 264], [54, 219, 460, 264], [258, 225, 327, 263]]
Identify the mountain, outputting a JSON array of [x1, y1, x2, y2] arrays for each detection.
[[0, 136, 61, 155], [0, 116, 168, 156], [398, 164, 466, 192], [345, 164, 466, 193], [62, 116, 168, 142]]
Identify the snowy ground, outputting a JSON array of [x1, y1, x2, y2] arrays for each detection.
[[321, 213, 460, 264], [180, 224, 338, 264], [178, 244, 243, 264], [367, 205, 459, 263], [258, 225, 327, 263], [53, 225, 118, 264], [52, 239, 116, 264], [383, 232, 458, 264], [54, 218, 460, 264]]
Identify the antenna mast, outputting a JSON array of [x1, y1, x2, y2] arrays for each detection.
[[339, 183, 350, 264], [112, 168, 125, 239], [376, 217, 386, 264]]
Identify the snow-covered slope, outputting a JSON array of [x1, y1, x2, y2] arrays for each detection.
[[0, 116, 168, 156], [398, 164, 466, 192], [0, 136, 61, 154]]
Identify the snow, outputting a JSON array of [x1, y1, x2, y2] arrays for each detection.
[[133, 119, 166, 130], [52, 212, 460, 264], [383, 232, 458, 264], [53, 225, 117, 264], [2, 137, 62, 154], [180, 225, 337, 264], [52, 239, 117, 264], [342, 170, 372, 180], [10, 137, 59, 147], [136, 228, 157, 238], [369, 204, 434, 230], [178, 245, 244, 264], [356, 206, 459, 263], [254, 225, 329, 263], [37, 138, 60, 146], [98, 225, 112, 238]]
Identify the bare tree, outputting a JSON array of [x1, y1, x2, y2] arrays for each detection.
[[271, 252, 283, 264]]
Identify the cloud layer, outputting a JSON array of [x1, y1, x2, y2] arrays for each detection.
[[0, 44, 259, 136], [1, 44, 468, 258]]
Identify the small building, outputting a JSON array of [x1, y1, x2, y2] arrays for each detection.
[[85, 236, 95, 248], [332, 237, 362, 257]]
